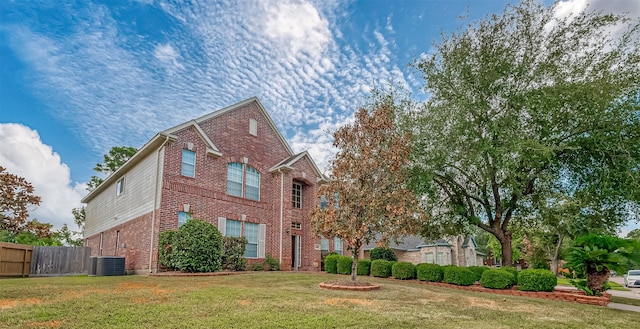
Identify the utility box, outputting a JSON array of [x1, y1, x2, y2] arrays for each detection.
[[89, 257, 97, 276], [95, 256, 125, 276]]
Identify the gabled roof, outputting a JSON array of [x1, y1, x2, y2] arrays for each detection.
[[269, 151, 328, 183], [163, 120, 221, 157], [462, 236, 477, 249], [363, 235, 429, 251], [417, 239, 452, 248]]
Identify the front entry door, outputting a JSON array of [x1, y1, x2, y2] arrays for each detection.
[[291, 235, 301, 270]]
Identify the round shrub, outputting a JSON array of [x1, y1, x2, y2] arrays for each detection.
[[518, 269, 557, 292], [392, 262, 416, 280], [371, 260, 393, 278], [468, 266, 489, 282], [357, 259, 371, 276], [337, 256, 353, 275], [502, 267, 518, 286], [416, 263, 444, 282], [480, 269, 515, 289], [370, 247, 398, 261], [324, 254, 340, 274], [443, 266, 476, 286], [171, 219, 223, 273]]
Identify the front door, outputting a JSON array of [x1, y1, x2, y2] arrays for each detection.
[[291, 235, 301, 270]]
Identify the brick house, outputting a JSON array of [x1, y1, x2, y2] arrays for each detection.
[[81, 97, 340, 273]]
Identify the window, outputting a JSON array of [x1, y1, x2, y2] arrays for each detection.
[[181, 149, 196, 177], [244, 222, 258, 258], [320, 195, 327, 209], [178, 211, 191, 228], [292, 182, 302, 208], [425, 253, 434, 264], [116, 177, 125, 196], [226, 162, 260, 201], [437, 252, 443, 265], [291, 222, 301, 230], [225, 219, 242, 237], [320, 238, 329, 251], [334, 237, 342, 255], [249, 118, 257, 136]]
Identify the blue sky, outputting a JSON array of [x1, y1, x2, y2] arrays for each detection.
[[1, 0, 638, 235]]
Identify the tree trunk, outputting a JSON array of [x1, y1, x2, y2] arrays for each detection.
[[550, 234, 564, 275], [499, 231, 513, 267], [587, 267, 610, 295], [351, 251, 359, 282]]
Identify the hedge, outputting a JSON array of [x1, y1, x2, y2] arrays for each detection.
[[392, 262, 416, 280], [171, 219, 223, 273], [502, 267, 519, 286], [325, 254, 340, 274], [221, 236, 247, 271], [416, 263, 444, 282], [468, 266, 489, 282], [480, 269, 515, 289], [443, 266, 476, 286], [371, 260, 393, 278], [158, 230, 177, 270], [337, 256, 353, 275], [370, 247, 398, 261], [357, 259, 371, 276], [518, 269, 557, 292]]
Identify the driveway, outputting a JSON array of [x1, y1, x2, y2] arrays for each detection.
[[608, 276, 640, 300]]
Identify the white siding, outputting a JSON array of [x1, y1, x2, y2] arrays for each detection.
[[85, 150, 161, 237]]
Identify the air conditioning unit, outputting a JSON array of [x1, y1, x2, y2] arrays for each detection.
[[89, 257, 98, 276], [95, 256, 125, 276]]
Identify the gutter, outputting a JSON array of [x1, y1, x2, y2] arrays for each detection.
[[149, 134, 171, 273]]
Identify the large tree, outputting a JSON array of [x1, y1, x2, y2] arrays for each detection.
[[409, 0, 640, 266], [310, 93, 426, 282], [87, 146, 137, 191], [0, 166, 42, 234]]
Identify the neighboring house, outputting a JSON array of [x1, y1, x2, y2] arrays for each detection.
[[81, 97, 341, 273], [363, 235, 485, 267]]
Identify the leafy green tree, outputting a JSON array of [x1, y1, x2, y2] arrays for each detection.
[[408, 0, 640, 267], [0, 166, 42, 234], [627, 229, 640, 241], [87, 146, 137, 191]]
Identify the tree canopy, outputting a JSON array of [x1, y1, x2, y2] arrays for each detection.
[[0, 166, 42, 234], [87, 146, 137, 191], [408, 0, 640, 266]]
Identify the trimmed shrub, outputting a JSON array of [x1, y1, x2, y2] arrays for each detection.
[[480, 269, 515, 289], [158, 230, 177, 270], [325, 254, 340, 274], [221, 236, 248, 271], [392, 262, 416, 280], [416, 263, 444, 282], [171, 219, 223, 273], [251, 263, 264, 271], [264, 254, 280, 271], [337, 256, 353, 275], [518, 269, 557, 292], [468, 266, 489, 282], [443, 266, 476, 286], [502, 267, 518, 286], [357, 259, 371, 276], [370, 247, 398, 261], [371, 260, 393, 278]]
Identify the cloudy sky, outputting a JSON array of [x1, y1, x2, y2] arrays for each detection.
[[1, 0, 638, 235]]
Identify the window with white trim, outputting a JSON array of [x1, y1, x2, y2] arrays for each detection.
[[320, 238, 329, 251], [116, 177, 125, 196], [334, 237, 342, 255], [226, 162, 260, 201], [225, 219, 242, 237], [178, 211, 191, 228], [425, 253, 434, 264], [291, 222, 302, 230], [292, 182, 302, 208], [181, 149, 195, 177], [244, 222, 258, 258], [219, 218, 263, 259]]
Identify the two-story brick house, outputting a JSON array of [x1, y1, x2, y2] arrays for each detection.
[[81, 97, 338, 273]]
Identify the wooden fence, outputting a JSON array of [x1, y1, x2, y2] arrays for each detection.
[[0, 242, 33, 277], [30, 246, 91, 277]]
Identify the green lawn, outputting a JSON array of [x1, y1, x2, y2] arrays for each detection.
[[1, 272, 638, 329], [556, 277, 630, 291]]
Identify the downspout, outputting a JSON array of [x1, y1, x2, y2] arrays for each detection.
[[278, 168, 284, 264], [149, 135, 170, 273]]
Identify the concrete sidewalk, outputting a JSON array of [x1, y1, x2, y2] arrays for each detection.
[[556, 277, 640, 312]]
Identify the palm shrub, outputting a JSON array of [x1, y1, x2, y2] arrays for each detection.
[[416, 263, 444, 282], [324, 254, 340, 274], [357, 259, 371, 276], [371, 260, 393, 278], [443, 266, 476, 286], [518, 269, 557, 292], [171, 219, 223, 273], [566, 234, 640, 295], [370, 247, 398, 261], [480, 269, 515, 289], [337, 256, 353, 275], [392, 262, 416, 280]]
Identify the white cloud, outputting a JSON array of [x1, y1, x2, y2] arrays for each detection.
[[154, 43, 184, 69], [0, 124, 86, 230]]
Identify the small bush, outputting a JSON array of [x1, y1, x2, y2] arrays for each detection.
[[251, 263, 264, 271], [325, 254, 340, 274], [502, 267, 518, 286], [416, 263, 444, 282], [443, 266, 476, 286], [158, 230, 177, 270], [518, 269, 557, 292], [468, 266, 488, 282], [222, 236, 248, 271], [264, 254, 280, 271], [480, 269, 515, 289], [392, 262, 416, 280], [370, 247, 398, 261], [371, 260, 393, 278], [357, 259, 371, 276], [171, 219, 223, 273], [337, 256, 353, 275]]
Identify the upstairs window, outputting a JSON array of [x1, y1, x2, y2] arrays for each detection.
[[181, 149, 196, 177], [227, 163, 243, 197], [226, 162, 260, 201], [116, 177, 125, 196], [292, 182, 302, 208], [245, 166, 260, 201]]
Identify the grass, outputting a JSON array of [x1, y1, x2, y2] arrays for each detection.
[[556, 277, 630, 291], [1, 272, 639, 328], [611, 296, 640, 307]]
